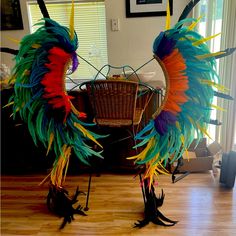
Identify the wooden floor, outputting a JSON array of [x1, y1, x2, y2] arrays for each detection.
[[1, 171, 236, 236]]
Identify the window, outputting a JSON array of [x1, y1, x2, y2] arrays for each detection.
[[27, 1, 108, 81], [195, 0, 236, 151], [194, 0, 223, 142]]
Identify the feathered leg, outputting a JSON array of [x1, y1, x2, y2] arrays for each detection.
[[47, 184, 87, 229], [134, 179, 177, 228]]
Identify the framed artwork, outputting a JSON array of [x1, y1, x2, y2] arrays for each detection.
[[1, 0, 24, 30], [126, 0, 173, 18]]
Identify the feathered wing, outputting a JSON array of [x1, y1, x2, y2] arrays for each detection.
[[9, 18, 104, 187], [129, 16, 234, 187]]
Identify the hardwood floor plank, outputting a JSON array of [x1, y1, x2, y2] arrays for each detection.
[[1, 172, 236, 235]]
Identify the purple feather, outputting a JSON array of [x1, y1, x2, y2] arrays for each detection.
[[153, 33, 176, 59], [71, 51, 79, 72], [154, 111, 177, 135]]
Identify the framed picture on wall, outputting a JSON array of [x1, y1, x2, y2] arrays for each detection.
[[126, 0, 173, 18], [1, 0, 24, 30]]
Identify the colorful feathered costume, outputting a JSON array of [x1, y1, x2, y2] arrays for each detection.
[[1, 0, 234, 230], [9, 17, 104, 187], [128, 0, 234, 227], [129, 9, 230, 187], [130, 3, 235, 187]]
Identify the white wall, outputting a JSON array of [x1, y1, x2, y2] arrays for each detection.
[[105, 0, 189, 79], [1, 0, 189, 81]]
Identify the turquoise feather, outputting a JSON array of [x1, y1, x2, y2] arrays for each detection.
[[131, 17, 231, 182], [10, 18, 105, 173]]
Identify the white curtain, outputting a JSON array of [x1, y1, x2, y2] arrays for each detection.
[[216, 0, 236, 152]]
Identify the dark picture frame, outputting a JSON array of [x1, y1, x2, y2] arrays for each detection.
[[1, 0, 24, 30], [126, 0, 173, 18]]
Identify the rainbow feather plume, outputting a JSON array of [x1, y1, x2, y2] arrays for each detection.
[[9, 18, 104, 187], [129, 17, 232, 187]]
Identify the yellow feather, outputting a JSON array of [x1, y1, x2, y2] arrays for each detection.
[[180, 134, 185, 143], [211, 104, 226, 111], [145, 161, 169, 190], [38, 172, 51, 186], [157, 161, 169, 173], [155, 165, 169, 175], [62, 146, 71, 184], [71, 103, 79, 115], [71, 103, 85, 118], [23, 69, 31, 76], [196, 124, 213, 140], [2, 101, 14, 108], [70, 0, 75, 40], [193, 33, 221, 46], [188, 115, 212, 140], [74, 122, 103, 148], [196, 51, 225, 60], [199, 79, 229, 92], [188, 116, 194, 124], [148, 173, 154, 191], [46, 133, 54, 156], [127, 137, 154, 161], [180, 134, 190, 160], [175, 122, 189, 157], [5, 36, 20, 44], [188, 15, 202, 31], [32, 44, 41, 49], [51, 146, 64, 186], [50, 145, 71, 187], [10, 107, 20, 117], [165, 0, 171, 30], [175, 121, 181, 131], [9, 75, 16, 84], [184, 150, 190, 161]]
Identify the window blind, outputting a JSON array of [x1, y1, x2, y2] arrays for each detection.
[[27, 1, 108, 80]]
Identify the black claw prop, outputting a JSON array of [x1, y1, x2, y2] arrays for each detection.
[[47, 184, 87, 229], [134, 180, 177, 228]]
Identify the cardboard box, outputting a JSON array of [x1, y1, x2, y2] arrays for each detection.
[[178, 138, 222, 173]]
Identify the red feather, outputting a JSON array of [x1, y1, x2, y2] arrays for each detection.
[[41, 47, 73, 121]]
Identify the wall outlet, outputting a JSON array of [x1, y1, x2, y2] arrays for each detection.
[[111, 18, 120, 31]]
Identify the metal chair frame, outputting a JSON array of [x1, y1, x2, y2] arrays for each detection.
[[79, 79, 155, 210]]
